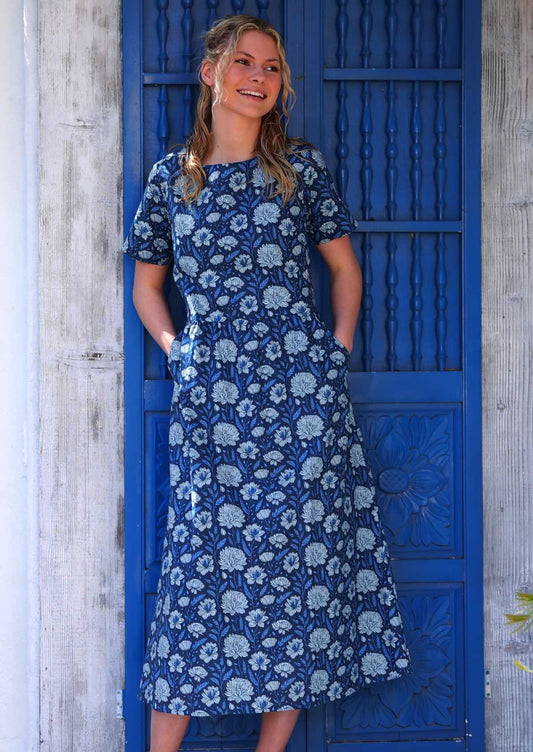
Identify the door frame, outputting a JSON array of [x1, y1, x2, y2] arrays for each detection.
[[122, 0, 484, 748]]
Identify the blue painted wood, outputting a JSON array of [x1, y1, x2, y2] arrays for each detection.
[[144, 371, 465, 409], [335, 0, 349, 199], [122, 0, 146, 744], [327, 743, 466, 752], [461, 2, 484, 749], [181, 1, 194, 139], [145, 68, 464, 83], [123, 0, 484, 749], [360, 1, 374, 372], [410, 2, 423, 370]]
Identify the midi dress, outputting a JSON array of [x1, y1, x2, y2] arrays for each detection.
[[123, 144, 412, 716]]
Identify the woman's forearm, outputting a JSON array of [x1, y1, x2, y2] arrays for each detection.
[[330, 264, 362, 355], [132, 284, 177, 357]]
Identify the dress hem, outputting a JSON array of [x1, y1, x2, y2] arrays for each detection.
[[138, 660, 413, 717]]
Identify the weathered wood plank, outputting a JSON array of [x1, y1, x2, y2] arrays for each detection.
[[39, 0, 124, 749], [482, 0, 533, 748]]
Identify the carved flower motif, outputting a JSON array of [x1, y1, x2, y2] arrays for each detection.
[[341, 594, 453, 731], [359, 414, 450, 548]]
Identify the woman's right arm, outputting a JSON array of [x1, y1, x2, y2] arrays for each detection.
[[132, 260, 177, 357]]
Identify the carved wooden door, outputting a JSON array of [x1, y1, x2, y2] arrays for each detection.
[[123, 1, 484, 749]]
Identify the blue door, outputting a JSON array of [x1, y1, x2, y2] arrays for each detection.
[[123, 2, 484, 750]]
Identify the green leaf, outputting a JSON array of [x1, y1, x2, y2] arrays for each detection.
[[513, 659, 533, 674]]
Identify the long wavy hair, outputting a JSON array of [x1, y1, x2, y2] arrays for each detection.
[[176, 14, 310, 205]]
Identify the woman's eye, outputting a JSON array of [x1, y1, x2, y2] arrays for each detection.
[[235, 59, 279, 73]]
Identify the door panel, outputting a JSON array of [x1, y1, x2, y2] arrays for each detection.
[[123, 1, 483, 749]]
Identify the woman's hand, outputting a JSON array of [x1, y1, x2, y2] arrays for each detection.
[[132, 260, 176, 356]]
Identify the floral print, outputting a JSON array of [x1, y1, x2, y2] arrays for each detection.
[[123, 145, 412, 716]]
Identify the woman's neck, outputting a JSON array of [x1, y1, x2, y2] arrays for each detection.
[[204, 111, 261, 165]]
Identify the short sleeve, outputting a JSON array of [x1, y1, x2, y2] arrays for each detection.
[[302, 148, 358, 245], [122, 158, 173, 265]]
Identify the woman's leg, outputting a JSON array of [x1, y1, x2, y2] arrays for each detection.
[[149, 709, 190, 752], [255, 708, 301, 752], [149, 706, 300, 752]]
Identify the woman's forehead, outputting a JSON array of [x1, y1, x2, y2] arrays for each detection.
[[234, 29, 279, 56]]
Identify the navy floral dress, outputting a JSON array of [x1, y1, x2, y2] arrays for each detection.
[[123, 144, 412, 716]]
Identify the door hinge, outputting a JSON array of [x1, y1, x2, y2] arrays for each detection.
[[484, 668, 491, 698], [116, 688, 124, 719]]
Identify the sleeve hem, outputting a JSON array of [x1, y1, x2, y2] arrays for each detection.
[[122, 244, 173, 265], [313, 221, 358, 246]]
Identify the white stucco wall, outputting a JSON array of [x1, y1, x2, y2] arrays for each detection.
[[0, 1, 40, 751]]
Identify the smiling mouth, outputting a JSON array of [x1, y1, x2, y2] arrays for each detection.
[[237, 89, 267, 100]]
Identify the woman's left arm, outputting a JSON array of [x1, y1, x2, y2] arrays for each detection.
[[316, 234, 362, 355]]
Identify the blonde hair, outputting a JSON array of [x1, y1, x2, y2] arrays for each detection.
[[175, 14, 310, 205]]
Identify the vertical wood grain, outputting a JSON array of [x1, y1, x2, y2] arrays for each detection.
[[39, 0, 124, 749], [482, 0, 533, 748]]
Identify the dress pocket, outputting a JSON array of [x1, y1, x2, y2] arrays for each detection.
[[331, 332, 351, 362], [310, 310, 351, 364], [167, 331, 183, 379]]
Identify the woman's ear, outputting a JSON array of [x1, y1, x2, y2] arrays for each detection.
[[200, 60, 214, 88]]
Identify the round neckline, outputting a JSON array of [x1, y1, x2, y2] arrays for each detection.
[[202, 155, 258, 169]]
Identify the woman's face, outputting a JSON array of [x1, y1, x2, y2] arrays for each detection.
[[205, 30, 283, 119]]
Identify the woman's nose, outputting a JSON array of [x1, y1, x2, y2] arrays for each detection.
[[249, 65, 265, 82]]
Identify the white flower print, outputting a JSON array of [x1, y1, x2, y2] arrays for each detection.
[[174, 213, 195, 237], [216, 193, 236, 209], [126, 148, 411, 716], [249, 652, 270, 671], [309, 628, 331, 652], [218, 235, 238, 250], [217, 504, 245, 528], [197, 598, 217, 619], [354, 484, 374, 510], [221, 590, 249, 616], [302, 498, 325, 524], [199, 642, 218, 662], [154, 677, 170, 702], [257, 243, 283, 267], [357, 569, 380, 593], [253, 201, 280, 226], [309, 670, 329, 694], [304, 542, 328, 568], [356, 527, 377, 551], [201, 685, 220, 706], [320, 197, 338, 217], [252, 696, 273, 712], [306, 585, 330, 610], [134, 220, 153, 239], [226, 677, 253, 703], [223, 633, 250, 659], [290, 372, 318, 399], [230, 213, 248, 232], [358, 611, 384, 635], [229, 172, 247, 191], [262, 284, 291, 310], [244, 565, 267, 586], [296, 414, 325, 441], [178, 254, 199, 277], [216, 464, 243, 488], [219, 547, 247, 572], [361, 652, 389, 677]]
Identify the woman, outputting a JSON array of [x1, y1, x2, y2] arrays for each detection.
[[123, 13, 412, 752]]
